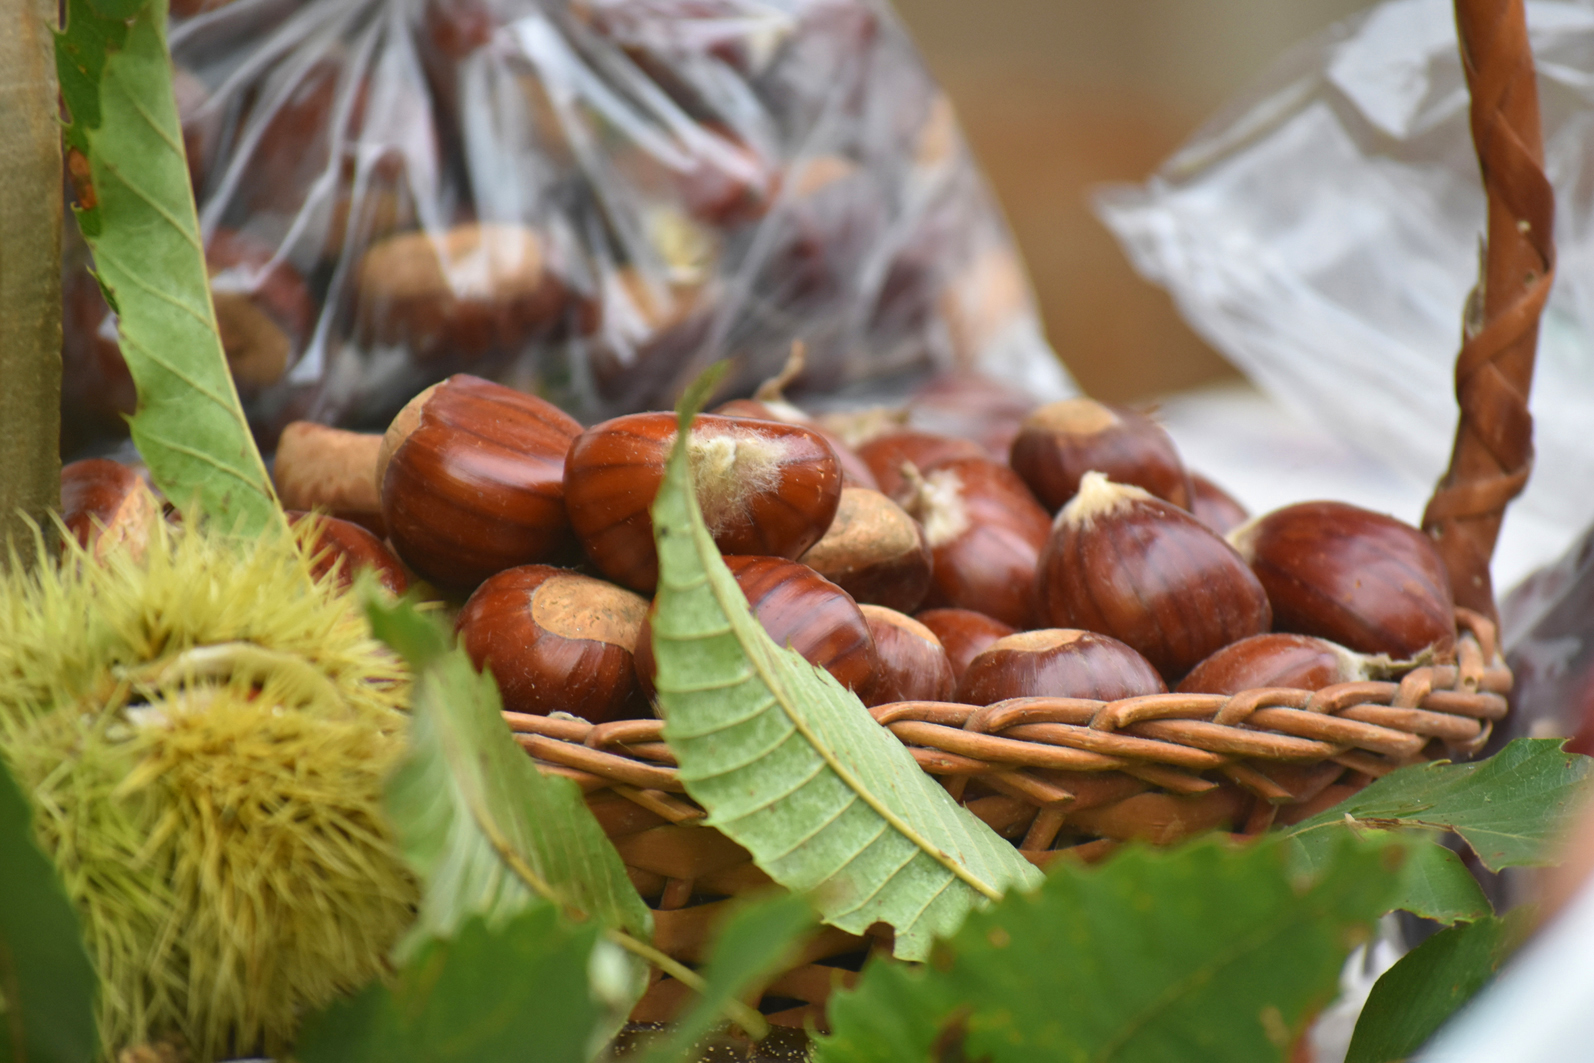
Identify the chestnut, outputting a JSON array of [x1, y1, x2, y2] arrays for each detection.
[[60, 458, 161, 558], [860, 604, 955, 706], [1230, 501, 1456, 661], [713, 387, 878, 491], [797, 487, 933, 614], [1008, 398, 1192, 513], [1035, 472, 1271, 681], [955, 629, 1166, 706], [914, 608, 1016, 681], [273, 422, 385, 538], [634, 555, 879, 700], [856, 430, 986, 504], [378, 374, 583, 591], [1188, 473, 1248, 536], [1176, 633, 1375, 696], [905, 370, 1037, 460], [456, 565, 650, 723], [899, 457, 1051, 630], [563, 412, 842, 593], [288, 511, 408, 595], [206, 229, 316, 393]]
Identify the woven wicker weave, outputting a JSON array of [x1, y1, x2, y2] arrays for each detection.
[[510, 0, 1552, 1032]]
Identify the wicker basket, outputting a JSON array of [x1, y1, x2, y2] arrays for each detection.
[[509, 0, 1556, 1033]]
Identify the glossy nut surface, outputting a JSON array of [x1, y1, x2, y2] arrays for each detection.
[[1230, 501, 1456, 660], [1009, 398, 1191, 512], [288, 511, 408, 595], [798, 487, 932, 613], [457, 565, 649, 723], [856, 430, 987, 503], [1036, 473, 1271, 681], [715, 397, 879, 489], [1188, 473, 1248, 536], [378, 374, 583, 591], [634, 555, 878, 698], [901, 457, 1051, 630], [564, 412, 842, 593], [1176, 633, 1368, 695], [60, 458, 161, 556], [956, 629, 1166, 705], [860, 604, 956, 706], [914, 608, 1016, 681]]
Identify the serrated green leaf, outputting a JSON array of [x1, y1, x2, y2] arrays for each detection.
[[0, 756, 98, 1063], [1345, 914, 1514, 1063], [366, 593, 652, 957], [1286, 739, 1592, 873], [817, 834, 1407, 1063], [54, 0, 283, 537], [294, 907, 606, 1063], [649, 370, 1043, 962]]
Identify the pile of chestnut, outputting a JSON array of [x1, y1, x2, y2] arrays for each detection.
[[66, 367, 1459, 727]]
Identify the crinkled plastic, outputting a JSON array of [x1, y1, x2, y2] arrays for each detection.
[[60, 0, 1072, 456], [1096, 0, 1594, 589]]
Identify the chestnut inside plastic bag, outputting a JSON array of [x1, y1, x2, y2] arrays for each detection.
[[60, 0, 1073, 456]]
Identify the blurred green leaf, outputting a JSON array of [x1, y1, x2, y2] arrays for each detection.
[[0, 757, 97, 1063], [817, 834, 1407, 1063], [1390, 839, 1491, 924], [1286, 739, 1591, 873], [650, 369, 1042, 963], [54, 0, 283, 536]]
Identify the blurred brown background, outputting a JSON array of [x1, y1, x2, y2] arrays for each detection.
[[892, 0, 1375, 402]]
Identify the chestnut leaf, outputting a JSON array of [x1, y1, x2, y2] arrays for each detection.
[[55, 0, 284, 538], [649, 368, 1043, 963]]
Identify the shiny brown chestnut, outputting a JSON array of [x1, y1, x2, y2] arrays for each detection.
[[456, 565, 650, 723], [856, 430, 987, 504], [798, 487, 933, 614], [60, 458, 162, 559], [378, 374, 583, 591], [914, 608, 1017, 681], [714, 398, 878, 490], [1229, 501, 1456, 660], [563, 412, 843, 593], [1188, 473, 1249, 536], [634, 555, 879, 700], [955, 629, 1166, 706], [1036, 472, 1272, 681], [1176, 633, 1377, 696], [287, 511, 408, 595], [274, 422, 385, 538], [900, 457, 1051, 630], [1009, 398, 1191, 512], [860, 604, 956, 706]]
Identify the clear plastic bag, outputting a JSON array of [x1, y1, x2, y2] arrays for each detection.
[[1096, 0, 1594, 590], [60, 0, 1073, 456]]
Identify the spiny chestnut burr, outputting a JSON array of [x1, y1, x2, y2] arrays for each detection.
[[899, 457, 1051, 630], [456, 565, 650, 723], [955, 629, 1166, 706], [856, 430, 987, 504], [1036, 472, 1271, 681], [633, 555, 879, 700], [274, 422, 385, 537], [1188, 473, 1248, 536], [1177, 633, 1378, 696], [1229, 501, 1456, 661], [563, 413, 842, 593], [914, 608, 1016, 681], [1009, 398, 1192, 512], [378, 374, 583, 591], [860, 605, 956, 706], [798, 487, 933, 614], [60, 458, 162, 559], [288, 511, 408, 595]]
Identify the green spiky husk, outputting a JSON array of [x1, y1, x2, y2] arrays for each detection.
[[0, 518, 418, 1060]]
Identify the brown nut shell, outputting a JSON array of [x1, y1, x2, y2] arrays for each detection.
[[288, 511, 408, 595], [564, 412, 842, 593], [715, 397, 879, 490], [1176, 633, 1371, 696], [1009, 398, 1192, 512], [457, 565, 649, 723], [378, 374, 583, 591], [856, 430, 987, 503], [1230, 501, 1456, 660], [798, 487, 932, 613], [1188, 473, 1249, 536], [274, 422, 385, 538], [1036, 472, 1272, 681], [914, 608, 1016, 681], [901, 457, 1051, 630], [634, 555, 879, 700], [956, 628, 1166, 706], [60, 458, 162, 560], [860, 604, 956, 706]]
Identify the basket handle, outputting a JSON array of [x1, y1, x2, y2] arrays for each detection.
[[1422, 0, 1555, 620]]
